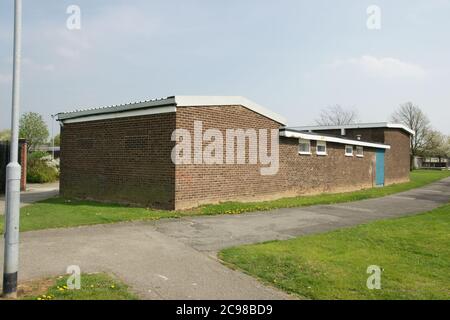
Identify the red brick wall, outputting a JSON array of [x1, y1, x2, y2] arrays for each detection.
[[314, 128, 411, 184], [174, 106, 377, 209], [279, 138, 376, 196], [19, 139, 27, 191], [315, 128, 385, 143], [60, 113, 176, 209], [174, 106, 282, 209], [384, 129, 411, 184], [60, 106, 409, 210]]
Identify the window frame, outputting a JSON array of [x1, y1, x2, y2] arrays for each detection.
[[316, 141, 327, 156], [298, 139, 312, 155], [345, 145, 354, 157], [356, 146, 364, 158]]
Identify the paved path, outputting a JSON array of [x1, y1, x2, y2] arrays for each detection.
[[155, 178, 450, 252], [0, 182, 59, 215], [0, 178, 449, 299]]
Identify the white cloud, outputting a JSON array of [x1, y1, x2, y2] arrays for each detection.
[[329, 55, 427, 79]]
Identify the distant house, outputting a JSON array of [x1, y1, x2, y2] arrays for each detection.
[[57, 96, 413, 210], [414, 156, 449, 169]]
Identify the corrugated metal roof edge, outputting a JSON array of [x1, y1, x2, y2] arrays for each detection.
[[57, 96, 288, 125], [57, 96, 176, 120]]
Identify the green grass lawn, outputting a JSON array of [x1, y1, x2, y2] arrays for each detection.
[[13, 198, 183, 232], [0, 169, 449, 233], [20, 273, 138, 300], [197, 170, 450, 215], [219, 203, 450, 300]]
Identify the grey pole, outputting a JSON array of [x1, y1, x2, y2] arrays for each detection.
[[3, 0, 22, 299]]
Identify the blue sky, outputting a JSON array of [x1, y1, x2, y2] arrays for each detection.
[[1, 0, 449, 134]]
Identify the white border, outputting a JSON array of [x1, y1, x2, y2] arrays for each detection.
[[298, 139, 312, 155], [345, 145, 354, 157], [175, 96, 287, 125], [316, 140, 328, 156], [280, 130, 391, 150], [290, 122, 415, 136], [58, 97, 176, 121], [356, 146, 364, 158], [61, 106, 177, 124], [58, 96, 288, 125]]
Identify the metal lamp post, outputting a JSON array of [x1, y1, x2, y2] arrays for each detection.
[[3, 0, 23, 299]]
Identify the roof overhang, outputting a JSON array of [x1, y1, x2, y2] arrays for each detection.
[[280, 129, 391, 150], [57, 97, 177, 124], [57, 96, 287, 125], [175, 96, 287, 125], [291, 123, 415, 136]]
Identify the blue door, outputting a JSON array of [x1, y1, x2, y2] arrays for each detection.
[[376, 149, 385, 186]]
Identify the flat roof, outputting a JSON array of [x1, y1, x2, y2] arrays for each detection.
[[280, 128, 391, 149], [57, 96, 287, 125], [290, 123, 415, 136]]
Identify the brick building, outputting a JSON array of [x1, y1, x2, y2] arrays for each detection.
[[57, 96, 413, 210]]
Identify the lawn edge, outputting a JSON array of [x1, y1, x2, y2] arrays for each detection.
[[3, 171, 449, 234], [216, 253, 307, 300], [217, 202, 450, 300]]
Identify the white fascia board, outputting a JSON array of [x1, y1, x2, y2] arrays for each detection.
[[386, 123, 416, 135], [61, 106, 176, 124], [58, 97, 176, 122], [175, 96, 287, 125], [58, 95, 288, 126], [280, 130, 391, 150], [291, 123, 415, 136]]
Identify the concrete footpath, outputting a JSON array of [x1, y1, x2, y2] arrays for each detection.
[[0, 178, 449, 299], [0, 182, 59, 215]]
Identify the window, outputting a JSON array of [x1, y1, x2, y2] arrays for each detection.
[[299, 139, 311, 155], [316, 141, 327, 155], [345, 145, 354, 157], [356, 146, 364, 157]]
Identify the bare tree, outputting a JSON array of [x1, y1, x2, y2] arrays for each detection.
[[316, 105, 359, 126], [391, 102, 430, 157]]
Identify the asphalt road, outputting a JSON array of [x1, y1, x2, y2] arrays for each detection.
[[0, 178, 448, 299]]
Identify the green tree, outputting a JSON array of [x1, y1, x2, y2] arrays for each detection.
[[19, 112, 49, 152], [422, 131, 450, 157], [53, 133, 61, 147], [0, 129, 11, 141]]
